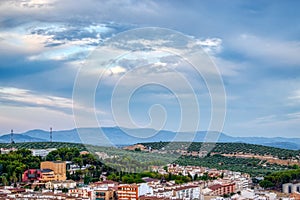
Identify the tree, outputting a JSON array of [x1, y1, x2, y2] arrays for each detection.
[[15, 149, 32, 157], [163, 166, 168, 172], [10, 172, 17, 184], [188, 173, 193, 180], [1, 176, 8, 186], [259, 180, 275, 188], [84, 175, 91, 185], [194, 173, 198, 181], [134, 148, 141, 152], [292, 164, 299, 169], [220, 172, 224, 179], [34, 186, 39, 191], [73, 157, 83, 168], [62, 188, 69, 193]]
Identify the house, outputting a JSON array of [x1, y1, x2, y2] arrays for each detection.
[[22, 169, 43, 182], [117, 184, 139, 200], [45, 180, 76, 189], [208, 183, 235, 196], [173, 185, 200, 200]]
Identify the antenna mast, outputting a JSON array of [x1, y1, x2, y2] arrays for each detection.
[[10, 129, 14, 144], [50, 127, 52, 142]]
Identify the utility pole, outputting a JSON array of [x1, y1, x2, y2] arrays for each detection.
[[50, 127, 52, 142], [10, 129, 14, 144]]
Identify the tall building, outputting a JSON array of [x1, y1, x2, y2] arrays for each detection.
[[208, 183, 235, 196], [40, 161, 66, 181], [117, 184, 138, 200]]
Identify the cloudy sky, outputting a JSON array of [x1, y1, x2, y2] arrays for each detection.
[[0, 0, 299, 137]]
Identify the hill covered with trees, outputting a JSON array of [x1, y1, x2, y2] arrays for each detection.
[[0, 142, 86, 150], [140, 142, 300, 159], [1, 141, 299, 180]]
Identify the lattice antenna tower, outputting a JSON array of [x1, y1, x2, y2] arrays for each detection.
[[50, 127, 52, 142], [10, 129, 14, 144]]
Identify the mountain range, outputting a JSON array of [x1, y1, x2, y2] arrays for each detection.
[[1, 127, 300, 150]]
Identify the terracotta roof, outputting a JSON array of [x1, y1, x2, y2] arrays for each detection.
[[142, 178, 160, 183], [139, 196, 180, 200], [209, 184, 222, 190], [94, 180, 118, 185]]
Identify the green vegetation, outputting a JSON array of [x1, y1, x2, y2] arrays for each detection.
[[0, 149, 42, 185], [259, 180, 275, 188], [212, 143, 300, 159], [107, 171, 192, 184], [104, 152, 173, 173], [0, 141, 299, 185], [260, 168, 300, 188], [139, 142, 298, 177], [141, 142, 300, 159], [0, 146, 108, 185], [0, 142, 87, 150], [45, 147, 108, 183], [46, 147, 99, 166], [175, 154, 287, 177]]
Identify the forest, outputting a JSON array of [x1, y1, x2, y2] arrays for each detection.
[[259, 167, 300, 189]]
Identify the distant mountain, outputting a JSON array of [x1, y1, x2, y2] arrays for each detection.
[[218, 135, 300, 150], [23, 129, 82, 144], [0, 133, 46, 143], [1, 127, 300, 150], [262, 142, 300, 150]]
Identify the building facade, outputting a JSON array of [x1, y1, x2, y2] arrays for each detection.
[[40, 161, 66, 181], [209, 183, 235, 196], [22, 169, 43, 182], [117, 184, 138, 200]]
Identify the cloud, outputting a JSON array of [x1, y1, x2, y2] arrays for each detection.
[[188, 38, 222, 54], [0, 21, 126, 62], [0, 1, 299, 137], [8, 0, 57, 9], [0, 31, 50, 54], [228, 34, 300, 66], [288, 89, 300, 105], [108, 66, 127, 75], [0, 105, 75, 134], [286, 112, 300, 120], [0, 86, 106, 121], [229, 111, 300, 138], [0, 0, 161, 26], [0, 87, 73, 112], [211, 57, 243, 77], [0, 0, 56, 21]]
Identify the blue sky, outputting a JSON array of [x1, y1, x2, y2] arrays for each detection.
[[0, 0, 299, 137]]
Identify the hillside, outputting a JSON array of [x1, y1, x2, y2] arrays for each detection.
[[0, 134, 46, 143], [1, 127, 300, 150], [0, 142, 86, 150], [140, 142, 300, 160], [1, 141, 297, 177]]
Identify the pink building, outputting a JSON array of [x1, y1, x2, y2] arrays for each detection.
[[22, 169, 43, 182]]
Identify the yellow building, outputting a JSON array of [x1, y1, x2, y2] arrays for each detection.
[[40, 161, 66, 181], [94, 189, 116, 200]]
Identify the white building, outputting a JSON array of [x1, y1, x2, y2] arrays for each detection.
[[283, 183, 300, 194], [174, 185, 201, 200], [30, 148, 56, 157], [45, 180, 76, 189], [138, 183, 154, 197]]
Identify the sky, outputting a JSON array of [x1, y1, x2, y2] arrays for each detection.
[[0, 0, 299, 137]]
